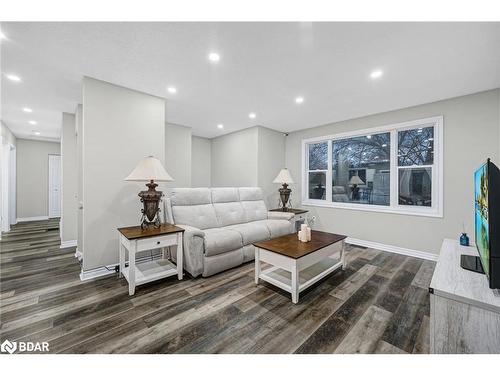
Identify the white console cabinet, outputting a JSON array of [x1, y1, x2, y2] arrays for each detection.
[[430, 239, 500, 353]]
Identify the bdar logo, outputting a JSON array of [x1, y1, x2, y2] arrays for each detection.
[[1, 339, 17, 354]]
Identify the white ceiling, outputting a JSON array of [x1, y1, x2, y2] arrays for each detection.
[[1, 22, 500, 141]]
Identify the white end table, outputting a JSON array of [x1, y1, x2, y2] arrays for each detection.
[[118, 224, 184, 296]]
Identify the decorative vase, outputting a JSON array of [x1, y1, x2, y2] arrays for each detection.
[[460, 233, 470, 246]]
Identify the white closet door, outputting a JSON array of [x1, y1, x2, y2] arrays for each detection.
[[48, 154, 61, 218]]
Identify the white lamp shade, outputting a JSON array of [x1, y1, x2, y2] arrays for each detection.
[[349, 175, 365, 185], [125, 156, 174, 182], [273, 168, 294, 184]]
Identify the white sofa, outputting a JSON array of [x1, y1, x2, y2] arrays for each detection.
[[165, 187, 294, 277]]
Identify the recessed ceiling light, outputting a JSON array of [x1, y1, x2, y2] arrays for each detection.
[[6, 74, 21, 82], [167, 86, 177, 94], [249, 113, 256, 119], [217, 124, 224, 129], [295, 97, 304, 104], [208, 52, 220, 62], [33, 131, 41, 136], [370, 70, 383, 79], [23, 107, 33, 113], [29, 120, 37, 125]]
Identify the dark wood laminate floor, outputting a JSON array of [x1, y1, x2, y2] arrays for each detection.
[[0, 220, 435, 354]]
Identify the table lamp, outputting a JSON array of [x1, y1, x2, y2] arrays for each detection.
[[349, 174, 365, 201], [125, 156, 174, 229], [273, 168, 294, 211]]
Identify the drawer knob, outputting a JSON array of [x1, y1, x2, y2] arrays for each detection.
[[157, 241, 160, 245]]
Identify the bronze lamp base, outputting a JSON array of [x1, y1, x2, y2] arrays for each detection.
[[278, 183, 292, 212], [138, 180, 162, 229]]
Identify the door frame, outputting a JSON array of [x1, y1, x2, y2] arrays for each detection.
[[48, 153, 61, 218], [0, 138, 9, 233], [9, 146, 16, 225]]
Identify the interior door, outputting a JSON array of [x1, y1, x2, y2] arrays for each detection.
[[48, 154, 61, 218]]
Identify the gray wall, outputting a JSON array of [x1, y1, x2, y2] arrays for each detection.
[[211, 127, 259, 188], [210, 126, 286, 207], [16, 139, 60, 218], [165, 123, 192, 188], [285, 89, 500, 256], [257, 126, 286, 208], [82, 77, 165, 271], [191, 135, 211, 187], [61, 112, 78, 244]]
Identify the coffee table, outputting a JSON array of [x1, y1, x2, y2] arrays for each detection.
[[253, 230, 346, 303]]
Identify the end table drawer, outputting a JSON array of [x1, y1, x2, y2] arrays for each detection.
[[137, 234, 178, 252]]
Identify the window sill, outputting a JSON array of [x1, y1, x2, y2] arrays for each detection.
[[301, 199, 443, 218]]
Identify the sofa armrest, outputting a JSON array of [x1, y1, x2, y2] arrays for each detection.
[[175, 224, 205, 238], [267, 211, 295, 221], [171, 224, 205, 277]]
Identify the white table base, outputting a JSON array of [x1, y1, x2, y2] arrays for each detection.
[[119, 232, 183, 296], [255, 240, 345, 303]]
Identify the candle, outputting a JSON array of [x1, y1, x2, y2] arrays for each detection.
[[306, 227, 311, 241]]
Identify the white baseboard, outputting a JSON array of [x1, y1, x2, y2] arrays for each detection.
[[80, 266, 117, 281], [346, 237, 438, 262], [16, 216, 49, 222], [60, 240, 78, 249], [74, 248, 83, 261]]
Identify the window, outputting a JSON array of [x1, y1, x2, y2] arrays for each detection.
[[302, 116, 443, 217], [397, 126, 434, 207], [332, 132, 390, 206], [307, 142, 328, 200]]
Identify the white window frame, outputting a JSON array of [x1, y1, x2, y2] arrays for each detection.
[[301, 116, 443, 218]]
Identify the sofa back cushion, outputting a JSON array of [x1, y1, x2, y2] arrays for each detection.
[[170, 188, 219, 229], [168, 187, 270, 229], [211, 188, 246, 226], [239, 187, 268, 222]]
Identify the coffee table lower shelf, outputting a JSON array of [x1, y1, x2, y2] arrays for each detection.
[[259, 257, 343, 295], [254, 237, 346, 304]]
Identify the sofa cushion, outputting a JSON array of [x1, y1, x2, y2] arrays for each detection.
[[172, 204, 219, 230], [211, 188, 240, 203], [213, 202, 247, 226], [203, 228, 243, 256], [238, 187, 263, 201], [203, 249, 244, 277], [170, 188, 211, 206], [226, 222, 270, 246], [241, 200, 268, 222], [257, 219, 293, 238]]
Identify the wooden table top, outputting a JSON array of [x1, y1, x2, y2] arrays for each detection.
[[269, 208, 309, 215], [117, 223, 184, 240], [253, 230, 346, 259]]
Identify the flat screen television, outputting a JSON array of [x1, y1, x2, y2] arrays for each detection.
[[464, 159, 500, 289]]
